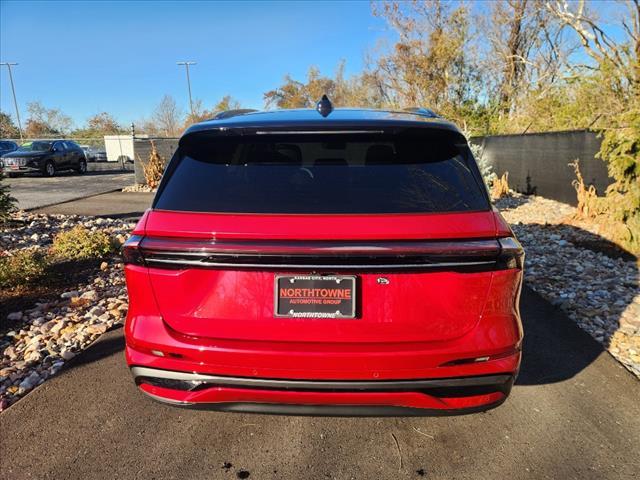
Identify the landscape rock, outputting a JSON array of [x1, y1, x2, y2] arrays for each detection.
[[80, 290, 98, 301], [1, 213, 131, 409], [18, 372, 41, 390]]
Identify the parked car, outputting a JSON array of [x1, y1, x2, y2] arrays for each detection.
[[80, 145, 107, 162], [0, 140, 19, 170], [124, 98, 524, 415], [0, 140, 18, 157], [1, 140, 87, 177]]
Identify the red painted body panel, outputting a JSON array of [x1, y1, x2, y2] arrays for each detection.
[[138, 383, 506, 411], [148, 268, 493, 343], [125, 209, 523, 413], [145, 210, 498, 240]]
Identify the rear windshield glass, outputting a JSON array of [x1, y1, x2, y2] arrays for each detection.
[[154, 133, 489, 214]]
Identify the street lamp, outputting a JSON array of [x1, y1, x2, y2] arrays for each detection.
[[176, 61, 196, 118], [0, 62, 23, 141]]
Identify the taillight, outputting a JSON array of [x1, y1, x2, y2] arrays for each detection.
[[123, 235, 145, 266], [131, 237, 503, 271], [496, 237, 524, 270], [122, 235, 524, 271]]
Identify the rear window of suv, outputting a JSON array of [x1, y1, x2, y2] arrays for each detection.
[[154, 132, 489, 214]]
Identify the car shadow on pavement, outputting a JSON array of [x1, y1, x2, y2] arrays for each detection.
[[64, 328, 125, 371], [516, 224, 638, 385]]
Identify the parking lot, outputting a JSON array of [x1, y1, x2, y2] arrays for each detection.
[[5, 171, 134, 210]]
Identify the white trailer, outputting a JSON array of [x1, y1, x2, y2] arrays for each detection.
[[104, 135, 135, 162]]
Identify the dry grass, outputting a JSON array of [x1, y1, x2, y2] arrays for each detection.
[[490, 172, 510, 200], [570, 160, 601, 219], [568, 160, 638, 257], [141, 141, 165, 189]]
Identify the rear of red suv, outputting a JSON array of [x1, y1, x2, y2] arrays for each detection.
[[124, 106, 523, 415]]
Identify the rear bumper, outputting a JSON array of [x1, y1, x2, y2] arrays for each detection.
[[1, 165, 41, 174], [125, 314, 521, 414], [131, 366, 514, 416]]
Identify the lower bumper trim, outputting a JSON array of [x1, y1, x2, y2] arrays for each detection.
[[141, 389, 507, 416], [131, 366, 512, 392]]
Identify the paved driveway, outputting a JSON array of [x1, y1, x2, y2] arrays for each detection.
[[6, 171, 134, 210], [1, 288, 638, 480], [35, 191, 154, 220]]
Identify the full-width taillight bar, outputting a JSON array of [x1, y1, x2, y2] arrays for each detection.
[[123, 235, 524, 272]]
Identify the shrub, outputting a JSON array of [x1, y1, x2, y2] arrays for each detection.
[[464, 129, 496, 189], [0, 249, 49, 289], [570, 108, 640, 255], [0, 169, 17, 224], [51, 226, 115, 260], [469, 141, 496, 188], [141, 140, 165, 188], [596, 108, 640, 254]]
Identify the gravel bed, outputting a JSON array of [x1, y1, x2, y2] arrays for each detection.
[[0, 212, 131, 252], [497, 194, 640, 377], [1, 214, 135, 410], [122, 184, 157, 193]]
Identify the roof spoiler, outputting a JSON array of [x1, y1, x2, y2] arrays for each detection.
[[403, 107, 440, 118], [211, 109, 259, 120]]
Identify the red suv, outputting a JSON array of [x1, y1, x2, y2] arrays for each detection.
[[124, 100, 523, 415]]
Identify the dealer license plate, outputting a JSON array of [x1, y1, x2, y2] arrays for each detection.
[[275, 275, 357, 318]]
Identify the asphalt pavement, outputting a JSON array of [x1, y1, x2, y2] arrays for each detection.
[[35, 191, 154, 219], [1, 287, 638, 480], [6, 171, 134, 210]]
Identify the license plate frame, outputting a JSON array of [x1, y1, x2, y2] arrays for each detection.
[[274, 275, 357, 319]]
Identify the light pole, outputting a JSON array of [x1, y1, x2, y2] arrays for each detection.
[[0, 62, 23, 141], [176, 61, 196, 118]]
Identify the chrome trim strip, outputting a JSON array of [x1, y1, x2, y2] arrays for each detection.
[[131, 367, 511, 390]]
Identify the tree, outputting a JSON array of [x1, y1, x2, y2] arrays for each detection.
[[547, 0, 640, 253], [184, 95, 243, 126], [484, 0, 564, 115], [212, 95, 242, 113], [370, 0, 481, 125], [264, 62, 383, 109], [72, 112, 125, 140], [86, 112, 123, 133], [549, 0, 639, 96], [264, 67, 334, 108], [24, 101, 73, 137], [151, 95, 184, 137], [0, 111, 20, 138]]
